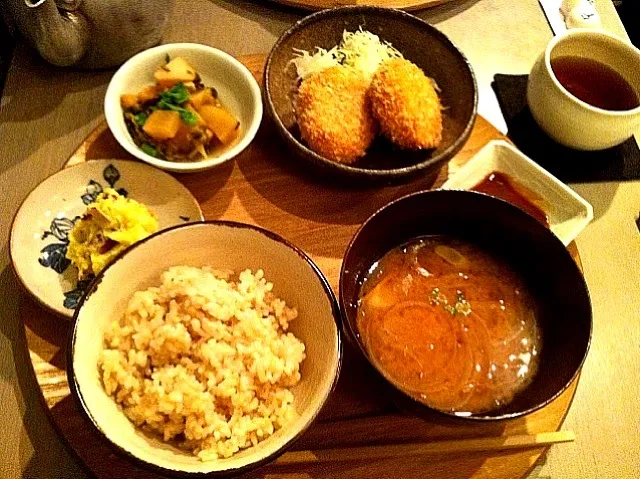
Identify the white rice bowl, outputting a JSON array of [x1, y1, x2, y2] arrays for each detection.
[[69, 222, 341, 476]]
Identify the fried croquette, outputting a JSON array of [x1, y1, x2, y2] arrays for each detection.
[[369, 58, 443, 150], [295, 66, 377, 164]]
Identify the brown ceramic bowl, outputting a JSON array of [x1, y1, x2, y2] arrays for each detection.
[[264, 6, 478, 184], [340, 190, 592, 420]]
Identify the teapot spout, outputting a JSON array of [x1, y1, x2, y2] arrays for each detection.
[[23, 0, 89, 66]]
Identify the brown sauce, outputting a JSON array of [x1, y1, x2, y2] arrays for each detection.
[[551, 56, 639, 111], [472, 172, 549, 226], [357, 236, 541, 415]]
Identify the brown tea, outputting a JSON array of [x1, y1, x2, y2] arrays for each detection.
[[551, 56, 639, 111]]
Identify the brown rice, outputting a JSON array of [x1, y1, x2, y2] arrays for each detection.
[[99, 266, 306, 461]]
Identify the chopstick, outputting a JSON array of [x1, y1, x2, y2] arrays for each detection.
[[274, 431, 575, 465]]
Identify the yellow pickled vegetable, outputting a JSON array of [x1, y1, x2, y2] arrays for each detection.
[[66, 189, 158, 279]]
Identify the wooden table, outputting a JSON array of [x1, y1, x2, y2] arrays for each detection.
[[23, 54, 579, 479], [268, 0, 452, 11], [1, 1, 638, 478]]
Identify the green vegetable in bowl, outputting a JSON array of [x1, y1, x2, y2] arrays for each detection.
[[120, 57, 240, 162], [158, 83, 190, 106], [134, 113, 147, 126], [141, 143, 158, 157], [153, 83, 198, 127]]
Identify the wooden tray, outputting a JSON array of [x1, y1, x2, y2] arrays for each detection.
[[269, 0, 452, 11], [22, 55, 580, 479]]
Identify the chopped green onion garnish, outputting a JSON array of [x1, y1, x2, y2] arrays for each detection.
[[154, 83, 196, 126], [134, 113, 147, 126], [178, 109, 198, 126], [159, 83, 189, 106], [141, 143, 158, 157]]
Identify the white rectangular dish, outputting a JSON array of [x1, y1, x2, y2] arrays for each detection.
[[442, 140, 593, 246]]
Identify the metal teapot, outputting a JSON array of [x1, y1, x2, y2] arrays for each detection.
[[6, 0, 173, 68]]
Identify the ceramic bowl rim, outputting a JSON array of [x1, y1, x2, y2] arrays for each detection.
[[67, 220, 343, 477], [104, 43, 263, 173], [263, 5, 478, 179], [544, 28, 640, 117], [8, 159, 204, 319], [339, 188, 592, 421]]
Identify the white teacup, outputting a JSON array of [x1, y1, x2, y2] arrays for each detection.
[[527, 29, 640, 150]]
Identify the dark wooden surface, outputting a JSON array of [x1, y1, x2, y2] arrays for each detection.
[[268, 0, 451, 12]]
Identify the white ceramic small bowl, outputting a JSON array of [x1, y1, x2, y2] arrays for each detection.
[[68, 221, 342, 477], [105, 43, 263, 173], [10, 160, 203, 318], [527, 29, 640, 150], [442, 140, 593, 245]]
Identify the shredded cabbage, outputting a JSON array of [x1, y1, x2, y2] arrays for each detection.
[[290, 46, 342, 80], [291, 29, 403, 82]]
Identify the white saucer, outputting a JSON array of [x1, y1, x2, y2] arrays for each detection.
[[10, 160, 204, 318]]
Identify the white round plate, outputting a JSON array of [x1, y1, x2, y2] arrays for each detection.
[[10, 160, 204, 318]]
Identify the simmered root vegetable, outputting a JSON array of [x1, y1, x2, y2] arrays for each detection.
[[143, 110, 182, 141], [154, 57, 197, 87], [138, 85, 164, 104], [198, 104, 240, 144], [120, 56, 240, 162], [189, 88, 216, 110], [120, 94, 138, 110]]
